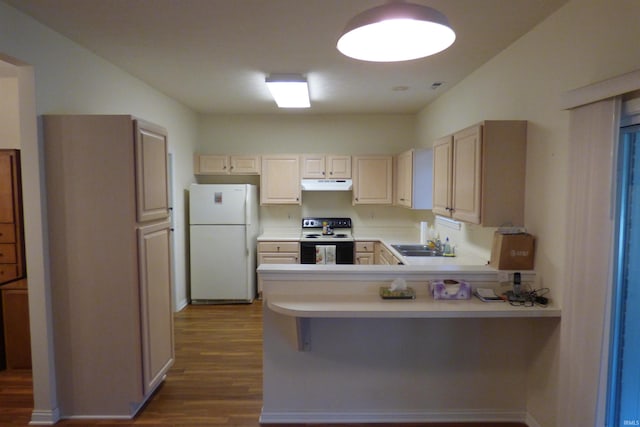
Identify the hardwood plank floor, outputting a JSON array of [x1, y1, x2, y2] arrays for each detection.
[[0, 302, 525, 427]]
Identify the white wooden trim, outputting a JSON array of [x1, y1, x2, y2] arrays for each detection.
[[558, 97, 618, 427], [27, 408, 60, 425], [259, 409, 529, 424], [561, 69, 640, 110]]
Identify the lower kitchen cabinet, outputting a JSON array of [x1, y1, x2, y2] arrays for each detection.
[[375, 242, 402, 265], [355, 241, 375, 265], [257, 241, 299, 295]]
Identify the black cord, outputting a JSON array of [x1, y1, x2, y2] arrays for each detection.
[[508, 287, 550, 307]]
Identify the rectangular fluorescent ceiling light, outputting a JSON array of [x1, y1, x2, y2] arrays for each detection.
[[266, 74, 310, 108]]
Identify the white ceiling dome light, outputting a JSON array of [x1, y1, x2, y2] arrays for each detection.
[[337, 1, 456, 62]]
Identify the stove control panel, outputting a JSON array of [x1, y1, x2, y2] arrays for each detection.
[[302, 217, 352, 229]]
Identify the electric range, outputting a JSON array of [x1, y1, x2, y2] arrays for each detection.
[[300, 217, 354, 264]]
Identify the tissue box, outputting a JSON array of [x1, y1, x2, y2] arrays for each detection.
[[430, 280, 471, 300]]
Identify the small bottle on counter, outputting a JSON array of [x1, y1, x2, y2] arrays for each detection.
[[443, 237, 452, 255]]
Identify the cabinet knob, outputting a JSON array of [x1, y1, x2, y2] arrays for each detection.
[[277, 246, 280, 251], [329, 171, 333, 175]]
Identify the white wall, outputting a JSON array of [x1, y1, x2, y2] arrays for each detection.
[[0, 2, 199, 422], [416, 0, 640, 425], [0, 1, 198, 309]]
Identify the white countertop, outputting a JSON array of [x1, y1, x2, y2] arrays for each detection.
[[258, 229, 490, 267], [267, 293, 560, 319]]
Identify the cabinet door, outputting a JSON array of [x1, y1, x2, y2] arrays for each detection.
[[327, 155, 351, 178], [301, 154, 326, 178], [194, 154, 229, 174], [353, 156, 393, 204], [452, 125, 482, 224], [355, 253, 374, 265], [0, 153, 17, 223], [2, 287, 31, 369], [432, 136, 453, 217], [258, 252, 299, 264], [395, 150, 413, 207], [135, 120, 169, 222], [138, 222, 174, 395], [261, 155, 301, 205], [230, 155, 261, 174]]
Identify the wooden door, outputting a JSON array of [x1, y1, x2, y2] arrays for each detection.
[[138, 221, 174, 395], [195, 154, 229, 174], [452, 125, 482, 224], [135, 120, 169, 222], [353, 156, 393, 204], [432, 136, 453, 217], [395, 150, 413, 207], [1, 280, 31, 369], [260, 155, 301, 204], [326, 155, 351, 178], [301, 154, 326, 178], [230, 155, 261, 174]]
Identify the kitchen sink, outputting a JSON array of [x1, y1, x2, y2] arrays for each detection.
[[391, 244, 443, 257]]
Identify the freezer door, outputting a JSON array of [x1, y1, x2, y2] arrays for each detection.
[[189, 225, 253, 301], [189, 184, 247, 225]]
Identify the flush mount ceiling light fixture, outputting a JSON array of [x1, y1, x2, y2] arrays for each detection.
[[336, 1, 456, 62], [265, 74, 310, 108]]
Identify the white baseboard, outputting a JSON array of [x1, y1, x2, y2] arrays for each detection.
[[260, 409, 530, 424], [175, 298, 189, 312], [525, 412, 543, 427], [29, 408, 60, 425]]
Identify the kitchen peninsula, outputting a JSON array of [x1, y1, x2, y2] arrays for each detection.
[[258, 262, 560, 426]]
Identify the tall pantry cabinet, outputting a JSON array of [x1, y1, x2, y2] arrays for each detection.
[[42, 115, 174, 418]]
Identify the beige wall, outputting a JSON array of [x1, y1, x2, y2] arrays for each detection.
[[198, 113, 416, 154], [417, 0, 640, 425], [0, 2, 200, 422], [198, 113, 427, 233]]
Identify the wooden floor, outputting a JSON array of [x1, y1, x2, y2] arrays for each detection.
[[0, 301, 525, 427]]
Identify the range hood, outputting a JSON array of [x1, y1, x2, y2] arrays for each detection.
[[301, 179, 353, 191]]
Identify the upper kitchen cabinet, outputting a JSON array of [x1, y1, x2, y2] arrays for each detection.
[[194, 154, 261, 175], [136, 120, 170, 222], [301, 154, 351, 179], [433, 120, 527, 226], [0, 150, 25, 284], [394, 148, 433, 209], [42, 115, 174, 418], [261, 155, 301, 205], [352, 155, 393, 205]]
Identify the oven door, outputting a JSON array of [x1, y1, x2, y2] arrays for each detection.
[[300, 241, 354, 264]]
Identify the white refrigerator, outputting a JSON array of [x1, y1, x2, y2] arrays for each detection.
[[189, 184, 258, 302]]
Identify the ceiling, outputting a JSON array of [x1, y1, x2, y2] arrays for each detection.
[[3, 0, 568, 114]]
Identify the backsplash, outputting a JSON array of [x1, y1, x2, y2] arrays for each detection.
[[259, 191, 426, 231]]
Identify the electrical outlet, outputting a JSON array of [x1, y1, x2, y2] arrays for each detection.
[[497, 271, 509, 282]]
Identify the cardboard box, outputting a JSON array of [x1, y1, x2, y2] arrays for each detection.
[[489, 232, 535, 270]]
